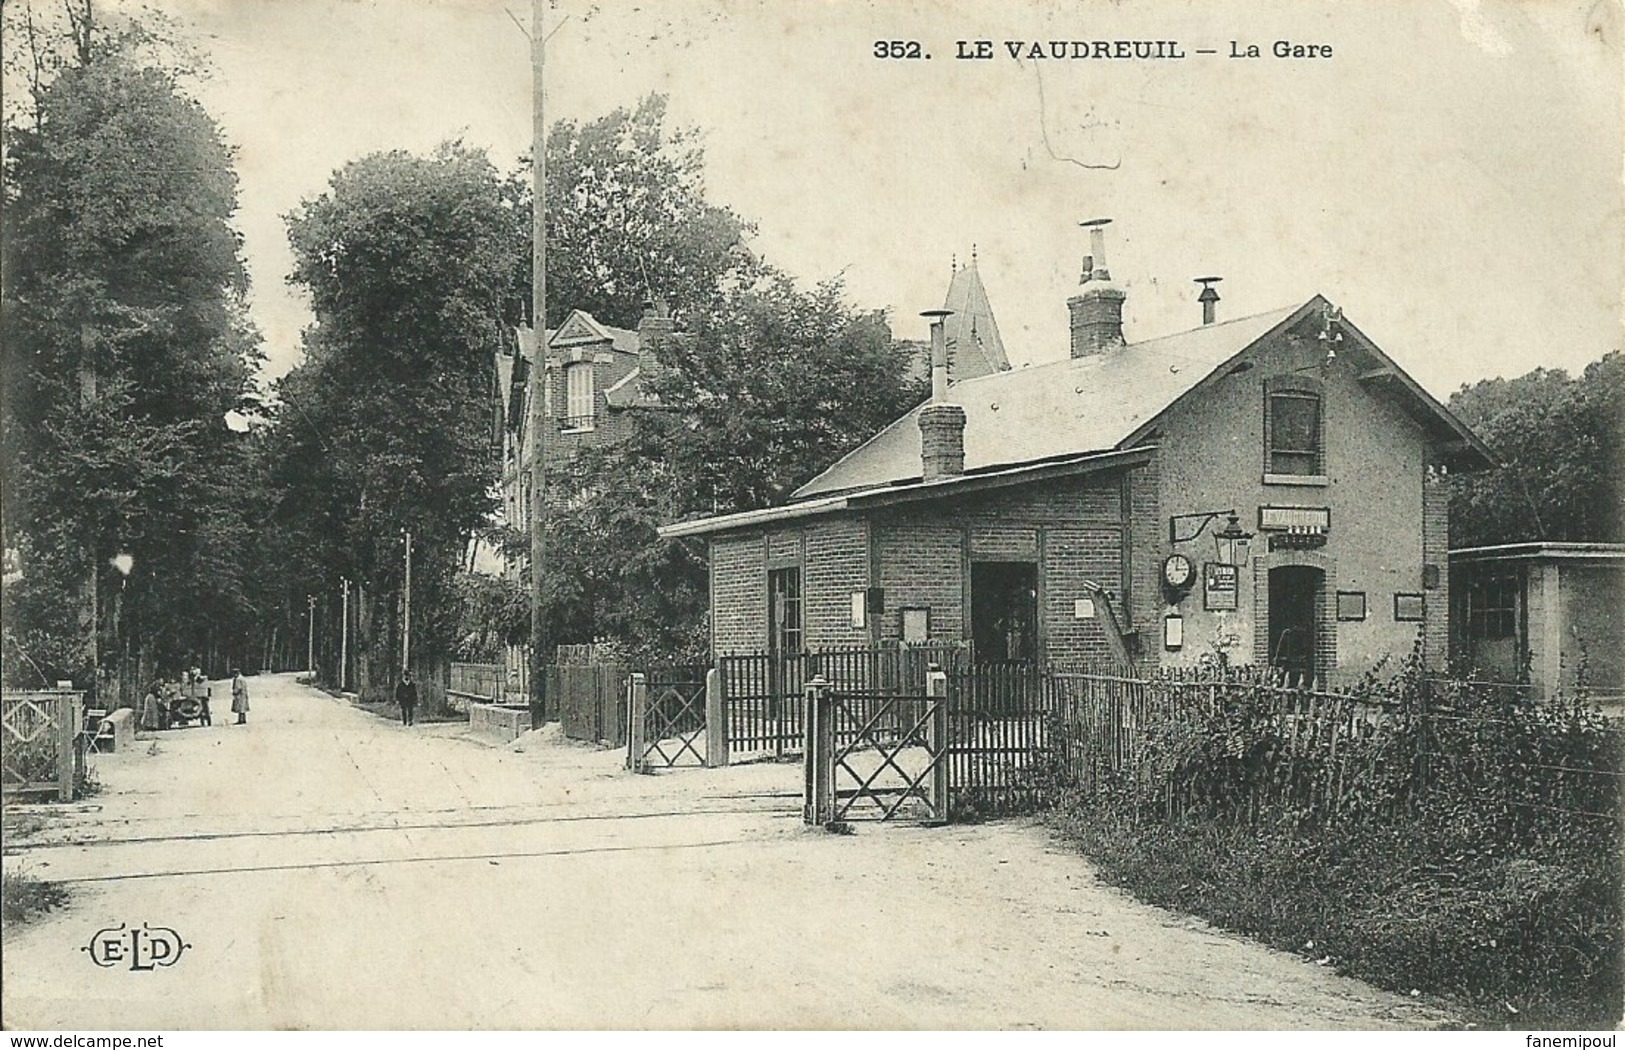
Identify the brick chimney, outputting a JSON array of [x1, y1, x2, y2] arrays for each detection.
[[1068, 218, 1126, 357], [637, 296, 673, 381], [919, 309, 966, 481], [920, 403, 967, 481]]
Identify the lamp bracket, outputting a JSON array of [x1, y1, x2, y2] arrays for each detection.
[[1169, 510, 1234, 546]]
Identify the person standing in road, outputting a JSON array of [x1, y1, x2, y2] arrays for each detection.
[[395, 670, 417, 727], [230, 668, 249, 725]]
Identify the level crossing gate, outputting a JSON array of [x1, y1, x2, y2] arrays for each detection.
[[626, 667, 711, 771], [802, 673, 950, 824]]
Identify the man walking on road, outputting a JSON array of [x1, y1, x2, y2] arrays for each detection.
[[230, 669, 249, 725], [395, 670, 417, 727]]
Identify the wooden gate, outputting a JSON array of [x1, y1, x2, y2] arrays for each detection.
[[626, 667, 710, 771], [2, 689, 84, 801], [803, 677, 949, 824], [802, 666, 1067, 824], [556, 662, 626, 747]]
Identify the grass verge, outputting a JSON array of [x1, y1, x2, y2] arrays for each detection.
[[1, 865, 69, 929], [1043, 792, 1622, 1029]]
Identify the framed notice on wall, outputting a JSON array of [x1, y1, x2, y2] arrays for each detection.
[[900, 607, 930, 644], [1203, 563, 1238, 611], [1394, 593, 1426, 622]]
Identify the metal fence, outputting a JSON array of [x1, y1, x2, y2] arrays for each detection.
[[627, 666, 711, 771], [717, 643, 967, 760]]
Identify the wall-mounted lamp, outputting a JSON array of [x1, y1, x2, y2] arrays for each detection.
[[1169, 510, 1254, 567]]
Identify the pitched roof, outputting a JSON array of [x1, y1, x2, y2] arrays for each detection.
[[547, 309, 641, 355], [942, 260, 1010, 379], [794, 302, 1302, 498], [602, 366, 643, 409]]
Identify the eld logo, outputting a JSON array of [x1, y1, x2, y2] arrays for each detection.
[[82, 923, 190, 971]]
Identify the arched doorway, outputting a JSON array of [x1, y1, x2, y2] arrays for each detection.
[[1268, 565, 1323, 679]]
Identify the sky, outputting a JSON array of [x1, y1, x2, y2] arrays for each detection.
[[65, 0, 1625, 398]]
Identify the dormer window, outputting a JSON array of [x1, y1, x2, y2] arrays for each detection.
[[1264, 375, 1326, 484], [563, 362, 594, 431]]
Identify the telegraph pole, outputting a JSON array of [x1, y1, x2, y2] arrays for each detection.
[[402, 530, 413, 673], [528, 0, 549, 723], [340, 578, 350, 691], [306, 594, 315, 674], [79, 326, 98, 698]]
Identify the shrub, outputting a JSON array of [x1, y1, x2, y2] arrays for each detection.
[[1, 866, 68, 929], [1043, 659, 1624, 1028]]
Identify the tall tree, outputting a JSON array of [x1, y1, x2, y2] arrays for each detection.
[[546, 277, 926, 659], [2, 32, 262, 693], [276, 144, 527, 698], [539, 95, 760, 330], [1448, 352, 1624, 547]]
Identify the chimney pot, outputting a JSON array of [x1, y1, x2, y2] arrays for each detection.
[[1069, 219, 1126, 357], [921, 309, 954, 402], [1195, 276, 1222, 326]]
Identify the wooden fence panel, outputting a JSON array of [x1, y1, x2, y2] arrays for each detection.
[[2, 690, 84, 801]]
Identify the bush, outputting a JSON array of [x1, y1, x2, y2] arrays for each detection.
[[1047, 789, 1622, 1027], [1, 866, 68, 929], [1043, 659, 1624, 1028]]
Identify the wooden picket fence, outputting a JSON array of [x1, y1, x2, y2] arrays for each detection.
[[551, 662, 626, 747], [797, 661, 1622, 829], [1046, 667, 1623, 831], [2, 689, 85, 801]]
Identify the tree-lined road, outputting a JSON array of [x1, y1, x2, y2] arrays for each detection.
[[2, 674, 1449, 1029]]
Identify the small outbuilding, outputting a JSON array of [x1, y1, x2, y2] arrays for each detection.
[[1449, 542, 1625, 701]]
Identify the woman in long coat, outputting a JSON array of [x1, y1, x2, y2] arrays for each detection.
[[230, 669, 249, 724]]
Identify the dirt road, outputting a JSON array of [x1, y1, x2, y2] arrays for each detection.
[[2, 673, 1449, 1029]]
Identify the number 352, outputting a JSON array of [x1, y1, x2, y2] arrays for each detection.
[[874, 40, 925, 58]]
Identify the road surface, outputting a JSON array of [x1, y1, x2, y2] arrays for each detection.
[[2, 673, 1450, 1029]]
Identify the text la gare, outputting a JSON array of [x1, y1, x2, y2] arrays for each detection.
[[1232, 40, 1333, 58]]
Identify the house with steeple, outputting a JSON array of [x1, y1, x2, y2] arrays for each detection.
[[901, 251, 1011, 385]]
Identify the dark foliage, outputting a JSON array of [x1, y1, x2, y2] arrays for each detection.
[[1044, 660, 1623, 1027], [544, 276, 927, 660], [2, 36, 264, 691], [272, 144, 528, 691], [1447, 352, 1624, 547]]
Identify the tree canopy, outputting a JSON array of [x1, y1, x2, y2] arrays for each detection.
[[2, 36, 262, 691], [539, 95, 760, 331], [1448, 352, 1624, 548], [272, 143, 527, 691], [545, 277, 927, 660]]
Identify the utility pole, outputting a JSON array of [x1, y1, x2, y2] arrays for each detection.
[[528, 0, 550, 724], [402, 530, 412, 673], [307, 594, 316, 674], [340, 578, 350, 692], [79, 326, 98, 699]]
